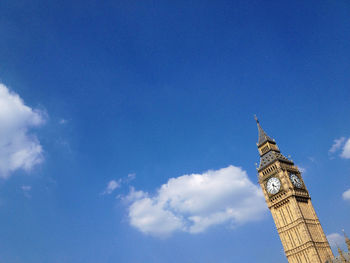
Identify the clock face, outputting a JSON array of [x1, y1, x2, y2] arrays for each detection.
[[290, 173, 302, 188], [266, 177, 281, 195]]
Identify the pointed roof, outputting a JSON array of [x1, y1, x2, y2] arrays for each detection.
[[255, 115, 275, 146], [254, 116, 293, 170], [258, 150, 293, 170], [343, 230, 350, 250]]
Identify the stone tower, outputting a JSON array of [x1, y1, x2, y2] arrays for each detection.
[[344, 230, 350, 252], [255, 117, 333, 263]]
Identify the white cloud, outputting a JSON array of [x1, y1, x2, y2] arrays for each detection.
[[127, 165, 267, 237], [0, 83, 45, 178], [127, 173, 136, 181], [329, 137, 350, 159], [129, 196, 184, 236], [103, 180, 120, 194], [329, 137, 346, 154], [327, 233, 345, 248], [122, 187, 147, 202], [343, 189, 350, 201], [341, 138, 350, 159], [104, 174, 136, 196]]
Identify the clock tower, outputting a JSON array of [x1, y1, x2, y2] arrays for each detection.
[[255, 117, 333, 263]]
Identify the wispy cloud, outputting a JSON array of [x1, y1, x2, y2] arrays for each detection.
[[0, 83, 46, 178], [59, 119, 67, 125], [127, 173, 136, 182], [126, 165, 266, 237], [21, 185, 32, 198], [343, 189, 350, 201], [102, 173, 136, 195], [102, 180, 120, 195], [21, 185, 31, 191], [328, 137, 350, 159], [329, 137, 346, 154], [327, 233, 345, 248], [340, 138, 350, 159]]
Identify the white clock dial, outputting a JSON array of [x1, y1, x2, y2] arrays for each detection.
[[290, 173, 302, 188], [266, 177, 281, 195]]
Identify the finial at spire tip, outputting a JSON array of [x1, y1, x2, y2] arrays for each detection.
[[254, 114, 259, 123]]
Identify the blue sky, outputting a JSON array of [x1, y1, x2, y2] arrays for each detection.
[[0, 1, 349, 262]]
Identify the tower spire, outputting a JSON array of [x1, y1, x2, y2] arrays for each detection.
[[337, 245, 347, 263], [254, 115, 274, 146], [343, 229, 350, 251], [255, 116, 293, 170]]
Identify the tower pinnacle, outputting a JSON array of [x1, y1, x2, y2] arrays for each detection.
[[254, 116, 292, 170], [337, 246, 347, 263], [343, 229, 350, 251], [254, 116, 275, 147]]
